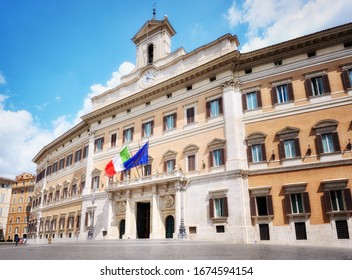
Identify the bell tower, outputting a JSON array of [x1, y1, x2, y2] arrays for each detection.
[[132, 14, 176, 69]]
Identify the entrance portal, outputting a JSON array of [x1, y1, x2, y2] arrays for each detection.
[[136, 202, 150, 238], [165, 215, 174, 238], [119, 219, 125, 239]]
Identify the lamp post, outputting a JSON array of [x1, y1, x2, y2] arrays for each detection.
[[88, 191, 95, 240]]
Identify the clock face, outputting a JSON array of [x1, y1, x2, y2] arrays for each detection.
[[141, 69, 157, 87]]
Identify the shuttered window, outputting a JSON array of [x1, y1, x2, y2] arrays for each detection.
[[206, 97, 223, 118], [341, 69, 352, 90], [209, 197, 228, 218], [304, 74, 331, 97], [242, 91, 262, 111], [209, 148, 225, 167], [271, 83, 294, 105]]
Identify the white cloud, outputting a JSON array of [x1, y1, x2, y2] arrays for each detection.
[[225, 0, 352, 52], [73, 61, 135, 124], [0, 95, 53, 179], [0, 72, 6, 85], [0, 61, 135, 179]]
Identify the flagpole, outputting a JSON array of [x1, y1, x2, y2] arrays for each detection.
[[128, 146, 141, 178]]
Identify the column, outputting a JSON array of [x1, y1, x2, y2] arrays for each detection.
[[123, 189, 135, 239], [222, 80, 247, 171], [150, 185, 163, 239]]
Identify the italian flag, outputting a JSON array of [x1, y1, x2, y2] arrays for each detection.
[[105, 146, 131, 176]]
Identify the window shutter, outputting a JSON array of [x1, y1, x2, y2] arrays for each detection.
[[247, 146, 253, 163], [278, 140, 285, 159], [287, 83, 294, 101], [332, 132, 341, 152], [261, 143, 267, 161], [341, 69, 351, 90], [209, 151, 214, 167], [163, 116, 166, 131], [131, 128, 134, 141], [209, 198, 214, 218], [141, 123, 145, 137], [123, 130, 126, 143], [343, 189, 352, 211], [271, 87, 278, 104], [250, 196, 256, 217], [172, 159, 176, 170], [163, 161, 167, 173], [206, 101, 210, 118], [315, 134, 324, 154], [242, 94, 247, 111], [304, 78, 312, 98], [221, 148, 225, 165], [303, 192, 311, 213], [294, 138, 301, 157], [151, 120, 154, 135], [223, 197, 229, 217], [256, 90, 262, 108], [322, 74, 331, 94], [284, 194, 292, 215], [267, 195, 274, 216], [173, 113, 177, 128], [219, 97, 223, 115], [323, 191, 332, 213]]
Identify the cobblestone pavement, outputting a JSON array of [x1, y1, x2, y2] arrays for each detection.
[[1, 239, 352, 260]]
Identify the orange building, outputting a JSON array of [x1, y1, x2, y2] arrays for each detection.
[[5, 173, 35, 241], [240, 23, 352, 246]]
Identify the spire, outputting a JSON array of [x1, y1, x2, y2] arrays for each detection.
[[152, 2, 156, 19]]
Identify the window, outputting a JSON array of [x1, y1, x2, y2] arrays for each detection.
[[59, 158, 65, 170], [52, 162, 58, 173], [210, 149, 224, 168], [242, 91, 262, 111], [75, 149, 82, 162], [71, 184, 77, 196], [66, 154, 73, 167], [304, 74, 331, 97], [323, 179, 352, 215], [55, 190, 60, 201], [147, 44, 153, 64], [271, 83, 294, 104], [295, 222, 307, 240], [94, 137, 104, 152], [110, 133, 117, 147], [163, 113, 176, 131], [251, 144, 265, 163], [187, 155, 196, 172], [186, 107, 195, 124], [123, 127, 134, 143], [0, 194, 5, 203], [142, 121, 154, 138], [277, 127, 301, 159], [63, 188, 68, 199], [91, 176, 100, 190], [259, 224, 270, 240], [17, 207, 22, 213], [206, 97, 223, 118], [336, 220, 350, 239], [164, 159, 176, 173], [290, 193, 304, 214], [209, 191, 228, 222], [214, 198, 227, 217], [210, 149, 225, 167], [143, 164, 152, 176], [83, 146, 89, 158], [250, 193, 274, 217], [313, 120, 340, 155], [46, 165, 52, 176], [341, 68, 352, 90]]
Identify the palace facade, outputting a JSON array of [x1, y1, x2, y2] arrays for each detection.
[[29, 16, 352, 247], [0, 177, 15, 241]]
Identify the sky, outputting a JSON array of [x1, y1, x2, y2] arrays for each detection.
[[0, 0, 351, 179]]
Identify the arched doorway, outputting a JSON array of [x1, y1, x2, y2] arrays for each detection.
[[119, 219, 125, 239], [165, 215, 174, 238]]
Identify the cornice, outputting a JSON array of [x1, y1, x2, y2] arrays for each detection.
[[239, 22, 352, 69], [82, 51, 240, 124]]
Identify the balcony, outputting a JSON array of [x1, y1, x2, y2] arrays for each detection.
[[106, 170, 186, 192]]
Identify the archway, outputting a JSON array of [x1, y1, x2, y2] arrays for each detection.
[[165, 215, 174, 238], [119, 219, 125, 239]]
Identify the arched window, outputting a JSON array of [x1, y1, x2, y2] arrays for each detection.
[[148, 44, 154, 64]]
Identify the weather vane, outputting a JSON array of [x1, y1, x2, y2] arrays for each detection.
[[153, 2, 156, 19]]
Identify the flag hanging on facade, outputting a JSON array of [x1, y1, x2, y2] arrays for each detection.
[[123, 142, 149, 170], [105, 146, 131, 176]]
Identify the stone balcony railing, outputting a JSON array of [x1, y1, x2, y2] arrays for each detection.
[[106, 170, 187, 192]]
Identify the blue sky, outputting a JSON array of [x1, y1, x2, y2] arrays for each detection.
[[0, 0, 351, 178]]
